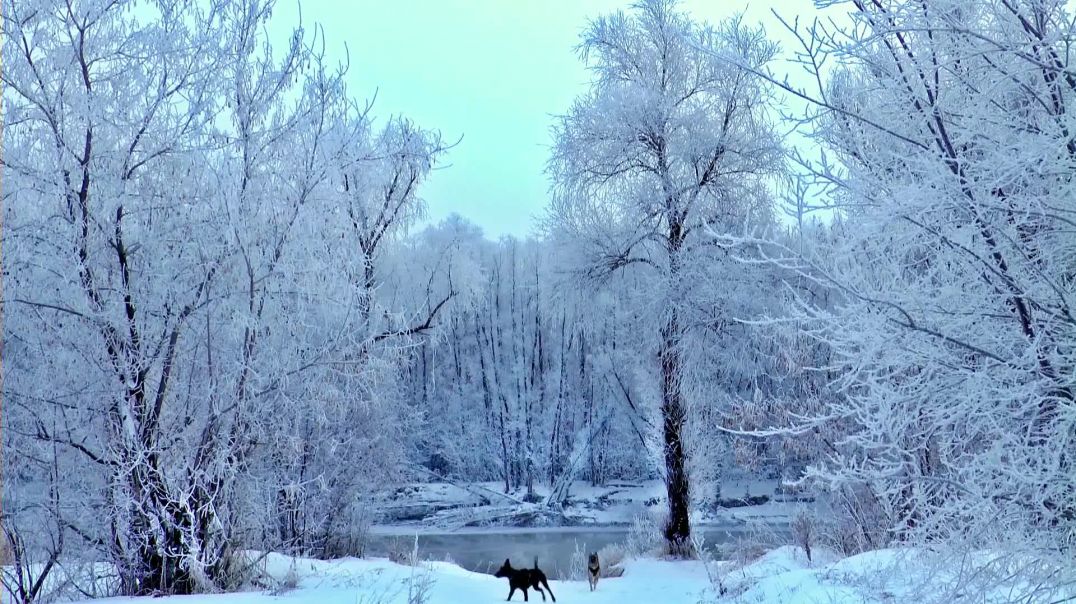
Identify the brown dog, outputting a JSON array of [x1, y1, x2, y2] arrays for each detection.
[[587, 552, 600, 591]]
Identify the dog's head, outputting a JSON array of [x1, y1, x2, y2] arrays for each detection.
[[588, 552, 599, 565], [494, 558, 514, 578]]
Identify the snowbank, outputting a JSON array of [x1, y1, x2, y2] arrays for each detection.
[[725, 546, 1072, 603]]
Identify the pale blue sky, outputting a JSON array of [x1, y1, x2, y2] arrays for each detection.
[[269, 1, 817, 238]]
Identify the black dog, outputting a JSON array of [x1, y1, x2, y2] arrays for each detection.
[[493, 558, 556, 602]]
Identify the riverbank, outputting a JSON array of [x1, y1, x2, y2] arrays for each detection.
[[378, 478, 804, 529]]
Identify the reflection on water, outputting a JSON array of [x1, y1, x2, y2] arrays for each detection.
[[365, 526, 772, 579]]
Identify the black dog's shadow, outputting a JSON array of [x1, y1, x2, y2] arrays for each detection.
[[493, 558, 556, 602]]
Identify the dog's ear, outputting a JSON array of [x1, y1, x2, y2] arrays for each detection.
[[504, 558, 511, 565]]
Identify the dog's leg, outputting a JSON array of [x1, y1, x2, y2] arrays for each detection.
[[534, 585, 546, 602], [522, 587, 528, 602], [541, 577, 556, 602], [507, 586, 516, 601]]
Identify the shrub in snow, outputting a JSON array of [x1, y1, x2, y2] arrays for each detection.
[[597, 543, 627, 577], [405, 563, 435, 604], [812, 488, 889, 558], [268, 559, 300, 596], [790, 510, 816, 564], [625, 513, 666, 559], [568, 542, 589, 582], [387, 535, 424, 569], [691, 533, 727, 596]]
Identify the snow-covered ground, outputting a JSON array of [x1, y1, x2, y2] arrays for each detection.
[[48, 546, 1068, 604]]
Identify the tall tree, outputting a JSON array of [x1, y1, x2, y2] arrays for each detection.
[[547, 0, 781, 555]]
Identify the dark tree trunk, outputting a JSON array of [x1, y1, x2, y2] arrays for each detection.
[[660, 215, 691, 558], [121, 463, 205, 596], [659, 312, 691, 557]]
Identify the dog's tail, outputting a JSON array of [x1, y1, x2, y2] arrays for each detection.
[[533, 556, 538, 569]]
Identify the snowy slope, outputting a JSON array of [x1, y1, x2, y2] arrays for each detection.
[[49, 546, 1069, 604]]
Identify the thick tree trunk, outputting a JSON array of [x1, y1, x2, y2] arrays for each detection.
[[654, 209, 693, 557], [659, 313, 691, 557], [118, 461, 209, 596]]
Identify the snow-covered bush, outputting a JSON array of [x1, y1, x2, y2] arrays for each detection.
[[597, 543, 627, 576], [625, 513, 666, 559], [568, 542, 589, 582], [691, 533, 727, 597], [405, 563, 435, 604], [267, 559, 300, 596], [790, 510, 816, 564]]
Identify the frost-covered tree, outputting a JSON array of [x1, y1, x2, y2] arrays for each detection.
[[256, 87, 452, 559], [2, 0, 447, 593], [547, 0, 782, 555], [725, 0, 1076, 589]]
